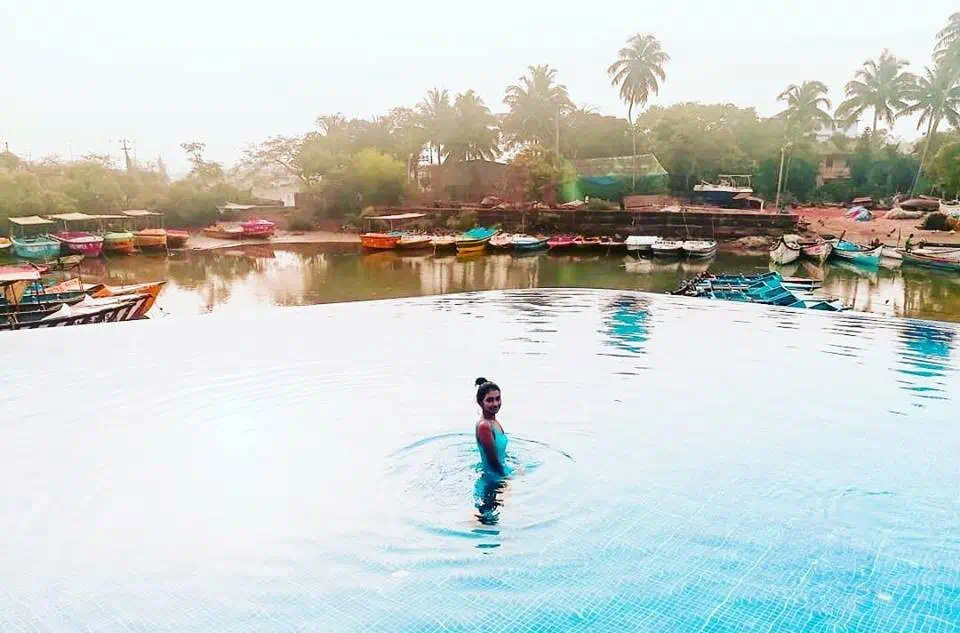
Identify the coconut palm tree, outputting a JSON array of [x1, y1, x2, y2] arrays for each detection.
[[936, 13, 960, 72], [418, 88, 453, 165], [608, 33, 669, 189], [445, 90, 500, 162], [502, 65, 573, 149], [836, 50, 915, 137], [775, 81, 834, 191], [900, 62, 960, 193]]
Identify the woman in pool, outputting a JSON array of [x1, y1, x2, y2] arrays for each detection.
[[474, 377, 509, 477]]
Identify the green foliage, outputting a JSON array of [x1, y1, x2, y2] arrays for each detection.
[[607, 33, 670, 123], [586, 197, 617, 210], [447, 211, 478, 231], [508, 147, 576, 202], [561, 109, 633, 159], [502, 65, 573, 148], [848, 136, 920, 199], [836, 50, 915, 133], [930, 141, 960, 196], [347, 149, 406, 207], [754, 155, 818, 202]]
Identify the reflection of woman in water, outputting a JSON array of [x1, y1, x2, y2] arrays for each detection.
[[474, 377, 508, 476]]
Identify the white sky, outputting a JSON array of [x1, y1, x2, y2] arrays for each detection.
[[1, 1, 955, 175]]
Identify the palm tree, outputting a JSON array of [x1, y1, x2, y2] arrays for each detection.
[[899, 62, 960, 193], [775, 81, 833, 190], [936, 13, 960, 72], [418, 88, 453, 165], [445, 90, 500, 162], [502, 65, 573, 149], [608, 33, 669, 189], [836, 50, 915, 137]]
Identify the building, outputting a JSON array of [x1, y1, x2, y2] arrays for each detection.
[[816, 141, 852, 185], [251, 175, 301, 207]]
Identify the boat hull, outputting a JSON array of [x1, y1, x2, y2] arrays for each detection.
[[103, 232, 136, 254], [800, 241, 832, 263], [456, 239, 491, 255], [92, 282, 165, 317], [652, 240, 684, 258], [135, 229, 168, 250], [360, 233, 401, 250], [830, 240, 882, 267], [1, 296, 145, 331], [770, 238, 801, 265], [53, 232, 104, 257], [0, 237, 11, 252], [240, 220, 276, 239], [11, 236, 61, 260], [396, 236, 433, 250], [900, 250, 960, 272], [682, 240, 718, 259]]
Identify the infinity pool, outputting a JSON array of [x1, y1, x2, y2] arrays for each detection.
[[1, 290, 958, 632]]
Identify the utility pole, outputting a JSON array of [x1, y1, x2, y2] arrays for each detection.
[[119, 138, 134, 172], [775, 145, 787, 210]]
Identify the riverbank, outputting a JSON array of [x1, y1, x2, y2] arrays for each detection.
[[797, 207, 960, 247]]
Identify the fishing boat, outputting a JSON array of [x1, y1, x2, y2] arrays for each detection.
[[166, 229, 190, 248], [798, 238, 832, 263], [431, 235, 458, 254], [1, 293, 148, 332], [652, 239, 683, 257], [547, 235, 578, 252], [770, 235, 802, 265], [693, 175, 753, 207], [829, 239, 882, 267], [8, 217, 61, 260], [880, 245, 902, 261], [396, 235, 433, 250], [46, 213, 105, 257], [512, 235, 549, 252], [681, 240, 718, 259], [122, 210, 168, 251], [240, 219, 276, 239], [900, 250, 960, 272], [674, 272, 844, 311], [625, 235, 658, 256], [359, 232, 401, 250], [456, 227, 497, 255], [573, 236, 602, 250], [0, 237, 11, 252], [489, 233, 515, 251], [203, 224, 244, 240]]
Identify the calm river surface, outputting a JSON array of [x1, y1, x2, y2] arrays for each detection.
[[60, 243, 960, 323], [1, 287, 957, 632]]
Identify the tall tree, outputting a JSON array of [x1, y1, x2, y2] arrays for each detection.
[[836, 50, 915, 136], [899, 62, 960, 193], [417, 88, 453, 165], [776, 81, 833, 190], [936, 13, 960, 73], [608, 33, 669, 189], [445, 90, 499, 162], [502, 64, 574, 149]]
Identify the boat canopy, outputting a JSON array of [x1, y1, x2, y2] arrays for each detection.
[[47, 212, 95, 222], [122, 209, 162, 217], [367, 213, 426, 221], [9, 216, 55, 226], [87, 214, 128, 220], [0, 267, 41, 283]]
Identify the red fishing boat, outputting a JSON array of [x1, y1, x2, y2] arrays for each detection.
[[166, 229, 191, 248], [547, 235, 578, 252], [359, 233, 401, 250], [240, 219, 276, 239]]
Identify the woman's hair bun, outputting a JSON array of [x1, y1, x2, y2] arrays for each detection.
[[475, 377, 488, 387]]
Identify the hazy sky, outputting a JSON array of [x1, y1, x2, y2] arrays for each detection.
[[1, 1, 955, 175]]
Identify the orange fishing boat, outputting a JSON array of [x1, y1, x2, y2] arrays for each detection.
[[92, 281, 166, 317], [359, 233, 401, 250], [203, 224, 244, 239], [122, 210, 168, 251]]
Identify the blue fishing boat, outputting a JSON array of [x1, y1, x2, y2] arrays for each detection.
[[9, 216, 61, 260], [829, 239, 882, 267], [455, 227, 498, 255], [675, 272, 844, 311], [511, 235, 548, 252]]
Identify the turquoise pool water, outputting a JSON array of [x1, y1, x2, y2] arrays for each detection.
[[1, 290, 958, 632]]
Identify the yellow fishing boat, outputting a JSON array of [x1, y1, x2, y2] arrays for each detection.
[[122, 210, 168, 251]]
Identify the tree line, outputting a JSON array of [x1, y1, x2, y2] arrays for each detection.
[[1, 13, 958, 228]]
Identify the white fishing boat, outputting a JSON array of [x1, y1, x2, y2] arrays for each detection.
[[651, 239, 683, 257], [940, 200, 960, 215], [693, 175, 753, 207], [799, 238, 832, 263], [625, 235, 659, 256], [681, 240, 718, 259], [770, 235, 802, 265]]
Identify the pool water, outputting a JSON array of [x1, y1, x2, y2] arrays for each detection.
[[1, 289, 958, 632]]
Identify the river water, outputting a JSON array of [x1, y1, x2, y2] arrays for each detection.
[[1, 285, 957, 632], [61, 244, 960, 323]]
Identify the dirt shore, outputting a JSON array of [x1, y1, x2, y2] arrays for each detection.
[[797, 207, 960, 246]]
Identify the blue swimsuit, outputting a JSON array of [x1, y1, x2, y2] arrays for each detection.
[[477, 421, 509, 475]]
